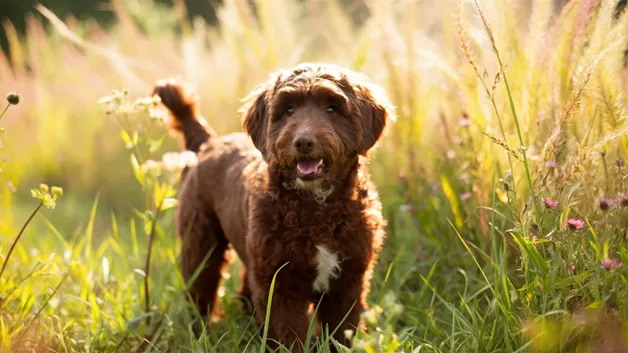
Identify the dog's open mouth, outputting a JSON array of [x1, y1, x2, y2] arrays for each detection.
[[296, 159, 324, 180]]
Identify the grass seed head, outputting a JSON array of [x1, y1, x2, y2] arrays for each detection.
[[6, 92, 21, 105]]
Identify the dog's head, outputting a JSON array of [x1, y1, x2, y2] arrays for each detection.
[[240, 63, 394, 192]]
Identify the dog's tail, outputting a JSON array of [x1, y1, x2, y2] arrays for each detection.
[[152, 80, 215, 153]]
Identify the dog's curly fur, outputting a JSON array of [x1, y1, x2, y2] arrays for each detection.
[[153, 63, 394, 352]]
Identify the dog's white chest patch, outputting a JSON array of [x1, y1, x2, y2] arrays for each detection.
[[313, 245, 341, 292]]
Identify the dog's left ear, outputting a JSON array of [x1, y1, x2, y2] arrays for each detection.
[[240, 82, 272, 159], [240, 72, 287, 160], [352, 80, 395, 155]]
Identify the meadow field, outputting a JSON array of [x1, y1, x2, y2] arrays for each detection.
[[2, 0, 628, 352]]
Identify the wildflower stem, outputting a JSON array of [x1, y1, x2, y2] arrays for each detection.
[[143, 123, 154, 160], [498, 59, 536, 210], [486, 100, 519, 201], [471, 0, 537, 221], [456, 3, 518, 206], [0, 103, 9, 122], [143, 197, 165, 314], [0, 202, 44, 281]]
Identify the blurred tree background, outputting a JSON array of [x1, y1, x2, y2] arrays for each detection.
[[3, 0, 625, 62], [0, 0, 220, 56]]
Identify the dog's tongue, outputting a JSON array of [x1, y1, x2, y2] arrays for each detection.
[[297, 159, 323, 175]]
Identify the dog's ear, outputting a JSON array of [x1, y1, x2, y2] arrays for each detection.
[[240, 81, 273, 159], [352, 80, 395, 155]]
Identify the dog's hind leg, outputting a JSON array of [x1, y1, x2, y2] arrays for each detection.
[[177, 187, 230, 320]]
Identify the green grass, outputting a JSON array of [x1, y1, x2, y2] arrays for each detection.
[[2, 0, 628, 352]]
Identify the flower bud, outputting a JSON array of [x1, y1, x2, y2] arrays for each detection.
[[6, 92, 21, 105]]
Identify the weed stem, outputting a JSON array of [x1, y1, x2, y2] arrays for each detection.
[[0, 103, 9, 121], [0, 202, 43, 281], [144, 198, 165, 314]]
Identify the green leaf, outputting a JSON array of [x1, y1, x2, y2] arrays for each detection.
[[153, 182, 176, 209], [260, 262, 290, 353], [144, 220, 153, 236], [441, 175, 464, 228], [130, 154, 145, 186], [120, 130, 133, 149], [554, 271, 592, 288], [148, 135, 166, 154]]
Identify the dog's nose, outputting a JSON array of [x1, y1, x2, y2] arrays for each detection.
[[293, 135, 315, 154]]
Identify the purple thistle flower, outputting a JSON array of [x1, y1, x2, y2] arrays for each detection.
[[460, 192, 473, 201], [601, 258, 622, 271], [543, 197, 559, 209], [565, 219, 585, 231], [546, 161, 557, 168]]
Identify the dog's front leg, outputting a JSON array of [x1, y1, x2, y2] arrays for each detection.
[[317, 278, 364, 352], [251, 283, 310, 353], [246, 200, 312, 352]]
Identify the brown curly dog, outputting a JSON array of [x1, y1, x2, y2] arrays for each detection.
[[153, 63, 394, 352]]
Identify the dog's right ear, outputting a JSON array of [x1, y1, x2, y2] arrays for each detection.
[[240, 81, 273, 159]]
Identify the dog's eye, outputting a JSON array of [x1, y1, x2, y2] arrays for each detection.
[[285, 105, 295, 116], [326, 105, 337, 114]]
